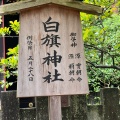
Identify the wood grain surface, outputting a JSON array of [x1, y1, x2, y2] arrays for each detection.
[[17, 5, 89, 97]]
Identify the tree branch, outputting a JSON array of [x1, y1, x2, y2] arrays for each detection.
[[84, 43, 120, 57], [87, 61, 120, 70]]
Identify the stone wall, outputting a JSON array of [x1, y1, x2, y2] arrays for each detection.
[[0, 88, 120, 120]]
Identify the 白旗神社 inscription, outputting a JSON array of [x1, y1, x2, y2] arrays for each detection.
[[42, 17, 63, 83]]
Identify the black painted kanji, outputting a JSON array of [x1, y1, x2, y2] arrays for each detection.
[[42, 50, 62, 67], [41, 34, 61, 47], [43, 69, 64, 83], [43, 17, 60, 32]]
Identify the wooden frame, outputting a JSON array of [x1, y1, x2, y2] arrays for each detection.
[[0, 0, 103, 15]]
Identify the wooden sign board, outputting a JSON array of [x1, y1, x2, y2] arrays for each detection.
[[17, 5, 89, 97]]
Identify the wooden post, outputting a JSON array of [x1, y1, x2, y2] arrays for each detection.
[[49, 96, 62, 120]]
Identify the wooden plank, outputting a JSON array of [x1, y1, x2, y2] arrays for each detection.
[[62, 1, 103, 15], [0, 0, 103, 15], [17, 5, 89, 97], [48, 96, 62, 120]]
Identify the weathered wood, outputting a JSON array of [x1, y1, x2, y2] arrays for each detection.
[[0, 0, 103, 15], [48, 96, 62, 120], [17, 5, 89, 97]]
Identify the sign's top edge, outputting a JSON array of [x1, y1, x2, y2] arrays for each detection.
[[0, 0, 103, 15]]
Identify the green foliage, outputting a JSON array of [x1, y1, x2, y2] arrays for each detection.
[[9, 20, 20, 34], [81, 0, 120, 92], [0, 80, 13, 89], [0, 45, 18, 70], [0, 27, 11, 36], [0, 20, 19, 36], [0, 45, 18, 88], [0, 20, 19, 88]]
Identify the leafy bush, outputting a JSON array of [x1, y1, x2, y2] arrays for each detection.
[[0, 20, 19, 88], [81, 0, 120, 92]]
